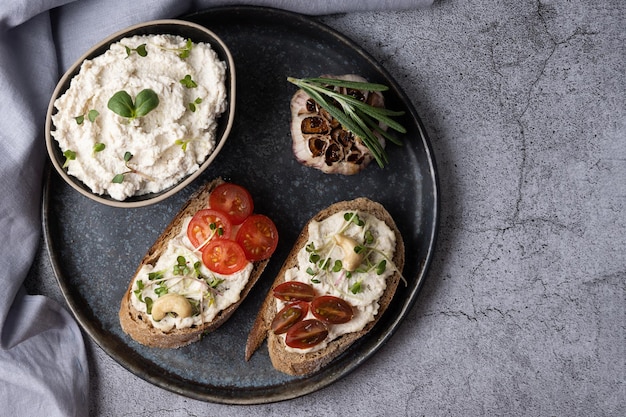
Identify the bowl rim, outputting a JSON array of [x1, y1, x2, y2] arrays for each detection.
[[44, 19, 236, 208]]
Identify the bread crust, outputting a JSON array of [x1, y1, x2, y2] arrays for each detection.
[[245, 198, 405, 375], [119, 178, 270, 348]]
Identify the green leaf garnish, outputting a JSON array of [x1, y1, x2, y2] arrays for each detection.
[[107, 89, 159, 119], [134, 89, 160, 117], [156, 38, 193, 58], [92, 142, 105, 155], [111, 151, 154, 184], [145, 297, 153, 314], [125, 44, 147, 57], [107, 90, 134, 118], [208, 277, 225, 288], [350, 281, 363, 294], [155, 284, 168, 296], [175, 138, 190, 151], [173, 255, 191, 276], [87, 109, 99, 122], [179, 38, 193, 58], [111, 174, 125, 183], [180, 74, 197, 88], [287, 76, 407, 168], [188, 97, 202, 112], [332, 260, 343, 272], [75, 109, 99, 124], [376, 260, 387, 275], [62, 150, 76, 168], [148, 271, 163, 281], [344, 212, 365, 226]]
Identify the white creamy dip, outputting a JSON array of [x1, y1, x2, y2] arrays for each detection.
[[279, 210, 396, 353], [51, 34, 227, 200], [130, 217, 252, 332]]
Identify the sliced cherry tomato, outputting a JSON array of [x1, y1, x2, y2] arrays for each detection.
[[187, 209, 232, 249], [201, 239, 247, 274], [235, 214, 279, 261], [273, 281, 316, 302], [271, 301, 309, 335], [209, 183, 254, 225], [285, 319, 328, 349], [311, 295, 354, 324]]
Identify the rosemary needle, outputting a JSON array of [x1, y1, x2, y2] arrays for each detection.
[[287, 76, 407, 168]]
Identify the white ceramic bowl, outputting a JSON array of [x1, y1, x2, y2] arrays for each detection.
[[45, 19, 235, 208]]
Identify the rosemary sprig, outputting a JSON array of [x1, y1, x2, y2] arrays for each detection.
[[287, 76, 407, 168]]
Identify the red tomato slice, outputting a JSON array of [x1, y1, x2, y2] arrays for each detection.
[[209, 183, 254, 225], [236, 214, 279, 261], [187, 209, 232, 250], [201, 239, 248, 274]]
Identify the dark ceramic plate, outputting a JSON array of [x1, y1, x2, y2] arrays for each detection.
[[43, 6, 438, 404]]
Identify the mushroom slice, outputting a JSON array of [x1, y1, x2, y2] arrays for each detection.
[[290, 74, 387, 175]]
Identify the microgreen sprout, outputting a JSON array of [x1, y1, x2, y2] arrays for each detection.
[[92, 142, 105, 156], [188, 97, 202, 112], [62, 150, 76, 168], [349, 281, 363, 294], [173, 255, 192, 276], [125, 43, 147, 57], [74, 109, 99, 125], [148, 271, 164, 281], [175, 138, 192, 151], [376, 260, 387, 275], [111, 151, 154, 184], [287, 76, 407, 168], [158, 38, 193, 59], [154, 283, 168, 296], [344, 212, 365, 227], [178, 38, 193, 58], [145, 297, 154, 314], [180, 74, 197, 88], [107, 89, 159, 120]]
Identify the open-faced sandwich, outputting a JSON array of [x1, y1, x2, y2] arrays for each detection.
[[245, 197, 405, 375], [119, 177, 278, 348]]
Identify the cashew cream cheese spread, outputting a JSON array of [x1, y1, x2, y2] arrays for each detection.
[[130, 216, 252, 332], [51, 34, 227, 200], [279, 209, 396, 353]]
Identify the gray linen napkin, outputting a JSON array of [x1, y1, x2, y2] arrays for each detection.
[[0, 0, 432, 415]]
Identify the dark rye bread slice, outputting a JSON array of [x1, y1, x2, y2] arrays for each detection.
[[245, 197, 405, 375], [119, 177, 270, 348]]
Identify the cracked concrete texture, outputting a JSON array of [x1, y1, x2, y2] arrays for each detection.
[[27, 0, 624, 415]]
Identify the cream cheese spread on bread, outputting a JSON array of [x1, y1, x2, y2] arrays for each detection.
[[130, 217, 252, 332], [279, 209, 396, 352]]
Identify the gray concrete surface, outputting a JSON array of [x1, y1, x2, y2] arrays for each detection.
[[27, 0, 625, 415]]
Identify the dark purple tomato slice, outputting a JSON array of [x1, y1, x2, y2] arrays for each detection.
[[272, 281, 316, 302], [285, 319, 328, 349], [310, 295, 354, 324], [271, 301, 309, 335]]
